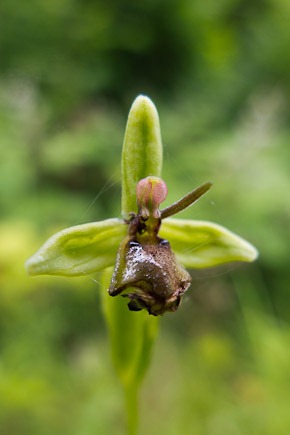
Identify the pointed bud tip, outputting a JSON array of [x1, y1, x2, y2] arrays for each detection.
[[130, 95, 158, 120], [132, 94, 155, 107]]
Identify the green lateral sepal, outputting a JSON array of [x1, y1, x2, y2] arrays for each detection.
[[26, 218, 127, 276]]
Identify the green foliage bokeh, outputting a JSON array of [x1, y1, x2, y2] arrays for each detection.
[[1, 1, 290, 433]]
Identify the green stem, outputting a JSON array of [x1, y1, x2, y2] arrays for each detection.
[[101, 269, 155, 435], [124, 383, 139, 435]]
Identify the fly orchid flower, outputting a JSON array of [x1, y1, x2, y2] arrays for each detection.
[[26, 96, 258, 316]]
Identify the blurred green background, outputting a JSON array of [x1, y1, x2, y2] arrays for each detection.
[[1, 1, 290, 434]]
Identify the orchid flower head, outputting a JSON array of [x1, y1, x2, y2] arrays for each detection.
[[26, 95, 258, 316]]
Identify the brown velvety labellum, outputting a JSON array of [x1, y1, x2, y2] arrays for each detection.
[[109, 236, 191, 316]]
